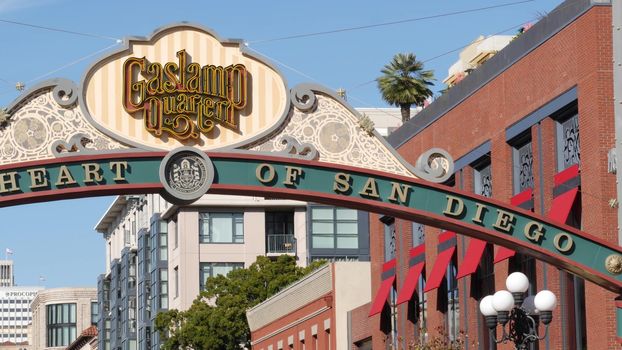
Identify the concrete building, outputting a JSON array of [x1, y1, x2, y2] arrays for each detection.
[[442, 35, 513, 87], [247, 262, 371, 350], [30, 288, 97, 350], [94, 193, 370, 349], [0, 261, 14, 288], [0, 287, 41, 348], [362, 0, 619, 349]]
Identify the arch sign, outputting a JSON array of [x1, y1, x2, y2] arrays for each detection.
[[1, 24, 622, 293]]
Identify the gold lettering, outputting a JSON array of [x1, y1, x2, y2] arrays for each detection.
[[333, 173, 351, 194], [359, 178, 380, 198], [82, 163, 103, 184], [388, 182, 411, 204], [472, 203, 488, 225], [283, 166, 303, 186], [256, 164, 275, 184], [493, 209, 515, 233], [55, 166, 77, 187], [553, 233, 574, 253], [122, 57, 146, 113], [0, 172, 20, 193], [524, 221, 545, 243], [443, 195, 465, 218], [27, 168, 48, 189], [110, 162, 128, 182]]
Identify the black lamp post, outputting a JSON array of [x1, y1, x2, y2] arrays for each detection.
[[479, 272, 557, 350]]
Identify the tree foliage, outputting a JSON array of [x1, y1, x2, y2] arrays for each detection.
[[377, 53, 435, 122], [155, 255, 325, 350]]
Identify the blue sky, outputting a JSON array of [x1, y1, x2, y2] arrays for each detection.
[[0, 0, 562, 288]]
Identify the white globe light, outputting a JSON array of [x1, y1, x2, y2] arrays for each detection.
[[492, 290, 514, 312], [479, 295, 497, 316], [506, 272, 529, 293], [534, 290, 557, 311], [522, 295, 537, 314]]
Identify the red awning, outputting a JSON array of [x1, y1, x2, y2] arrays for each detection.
[[554, 164, 579, 186], [456, 239, 487, 279], [494, 190, 534, 264], [548, 187, 579, 224], [396, 244, 425, 305], [494, 246, 516, 264], [424, 232, 456, 292], [369, 259, 396, 316]]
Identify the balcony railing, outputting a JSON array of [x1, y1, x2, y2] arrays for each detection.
[[266, 234, 296, 254]]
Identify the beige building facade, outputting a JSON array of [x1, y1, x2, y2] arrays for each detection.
[[30, 288, 97, 350]]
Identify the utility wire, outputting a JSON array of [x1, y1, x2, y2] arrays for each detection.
[[348, 18, 534, 91], [0, 18, 121, 42], [0, 42, 120, 98], [26, 42, 120, 84], [248, 0, 535, 45]]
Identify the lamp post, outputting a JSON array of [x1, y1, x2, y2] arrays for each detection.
[[479, 272, 557, 350]]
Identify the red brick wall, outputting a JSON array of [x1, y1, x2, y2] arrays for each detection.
[[369, 5, 616, 349], [251, 295, 334, 350], [349, 302, 372, 349]]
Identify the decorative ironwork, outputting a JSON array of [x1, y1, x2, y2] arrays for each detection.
[[384, 222, 397, 261], [517, 142, 534, 192], [279, 136, 319, 160], [0, 108, 9, 127], [266, 234, 297, 254], [412, 222, 425, 246], [561, 115, 580, 169], [477, 164, 493, 197]]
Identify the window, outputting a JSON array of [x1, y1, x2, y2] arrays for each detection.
[[446, 260, 459, 341], [200, 213, 244, 243], [381, 216, 396, 262], [91, 301, 99, 325], [46, 303, 77, 347], [265, 211, 294, 235], [473, 158, 492, 197], [174, 266, 179, 299], [160, 269, 168, 309], [173, 217, 178, 249], [512, 138, 534, 194], [266, 211, 296, 254], [412, 222, 425, 247], [311, 207, 358, 249], [556, 112, 580, 170], [199, 262, 244, 290]]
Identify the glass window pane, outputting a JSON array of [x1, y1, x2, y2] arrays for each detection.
[[313, 236, 334, 248], [336, 222, 358, 235], [210, 215, 233, 242], [312, 208, 334, 220], [212, 265, 234, 277], [69, 304, 76, 323], [337, 236, 358, 249], [336, 208, 357, 220], [312, 222, 334, 234]]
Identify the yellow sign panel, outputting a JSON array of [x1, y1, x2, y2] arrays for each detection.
[[83, 25, 288, 150]]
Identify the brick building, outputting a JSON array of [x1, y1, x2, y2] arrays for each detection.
[[247, 262, 371, 350], [365, 0, 618, 349]]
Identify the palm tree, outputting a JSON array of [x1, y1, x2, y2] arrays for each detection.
[[377, 53, 434, 123]]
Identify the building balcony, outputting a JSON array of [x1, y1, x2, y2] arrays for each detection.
[[266, 234, 296, 256]]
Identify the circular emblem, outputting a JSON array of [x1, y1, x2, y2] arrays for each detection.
[[605, 254, 622, 275], [159, 147, 214, 204]]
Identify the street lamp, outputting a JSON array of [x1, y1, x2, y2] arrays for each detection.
[[479, 272, 557, 350]]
